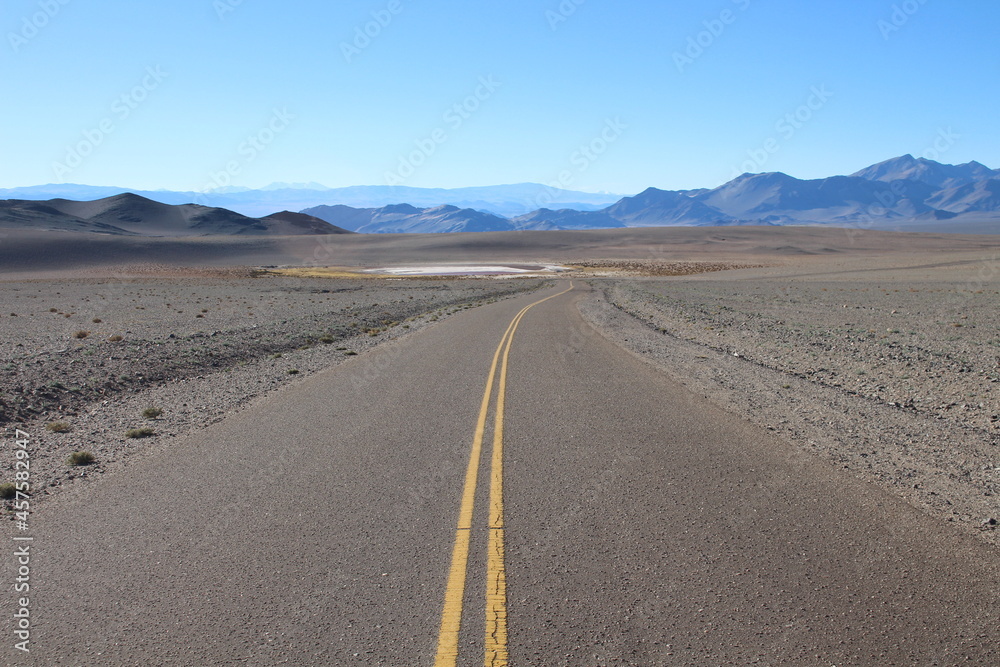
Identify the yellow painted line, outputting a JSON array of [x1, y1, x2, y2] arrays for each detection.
[[433, 312, 519, 666], [434, 283, 574, 667], [485, 310, 516, 666]]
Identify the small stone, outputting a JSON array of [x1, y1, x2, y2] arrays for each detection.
[[984, 518, 998, 527]]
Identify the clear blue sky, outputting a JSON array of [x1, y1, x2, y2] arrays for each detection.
[[4, 0, 999, 195]]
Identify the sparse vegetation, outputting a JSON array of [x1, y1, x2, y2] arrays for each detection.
[[46, 421, 71, 433], [0, 483, 17, 500], [109, 335, 123, 342], [67, 451, 96, 466], [288, 369, 300, 374], [125, 427, 156, 439], [142, 406, 163, 419], [73, 330, 89, 339], [92, 318, 102, 323]]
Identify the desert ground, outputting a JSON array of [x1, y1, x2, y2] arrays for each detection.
[[0, 271, 546, 499], [3, 225, 1000, 664], [582, 256, 1000, 545], [2, 225, 997, 547]]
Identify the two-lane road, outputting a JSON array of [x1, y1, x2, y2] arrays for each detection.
[[16, 282, 1000, 665]]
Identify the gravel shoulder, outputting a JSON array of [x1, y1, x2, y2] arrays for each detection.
[[0, 271, 546, 508], [578, 256, 1000, 545]]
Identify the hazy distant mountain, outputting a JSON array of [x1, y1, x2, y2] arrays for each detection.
[[303, 203, 512, 234], [4, 156, 999, 235], [509, 208, 625, 231], [0, 194, 349, 236], [0, 183, 623, 219], [301, 204, 376, 232], [260, 181, 332, 192]]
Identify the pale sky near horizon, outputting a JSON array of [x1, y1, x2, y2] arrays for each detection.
[[4, 0, 999, 195]]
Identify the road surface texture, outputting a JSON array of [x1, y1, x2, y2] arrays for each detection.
[[14, 282, 1000, 666]]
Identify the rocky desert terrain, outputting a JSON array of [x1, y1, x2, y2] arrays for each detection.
[[579, 253, 1000, 544], [0, 268, 543, 501], [2, 226, 999, 549]]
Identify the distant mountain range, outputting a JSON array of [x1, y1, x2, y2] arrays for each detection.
[[0, 194, 349, 236], [0, 183, 622, 219], [2, 156, 998, 236], [301, 203, 512, 234], [301, 155, 1000, 234]]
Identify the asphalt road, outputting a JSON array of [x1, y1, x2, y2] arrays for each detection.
[[12, 282, 1000, 666]]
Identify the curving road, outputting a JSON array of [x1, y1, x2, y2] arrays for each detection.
[[16, 282, 1000, 665]]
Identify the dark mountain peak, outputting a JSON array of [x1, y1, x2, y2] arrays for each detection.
[[0, 195, 349, 236], [262, 210, 311, 221], [260, 210, 351, 234], [114, 191, 158, 202]]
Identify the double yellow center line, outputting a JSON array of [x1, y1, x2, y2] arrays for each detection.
[[433, 283, 574, 667]]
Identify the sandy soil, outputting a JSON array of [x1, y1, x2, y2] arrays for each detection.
[[0, 271, 544, 503], [578, 253, 1000, 544]]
